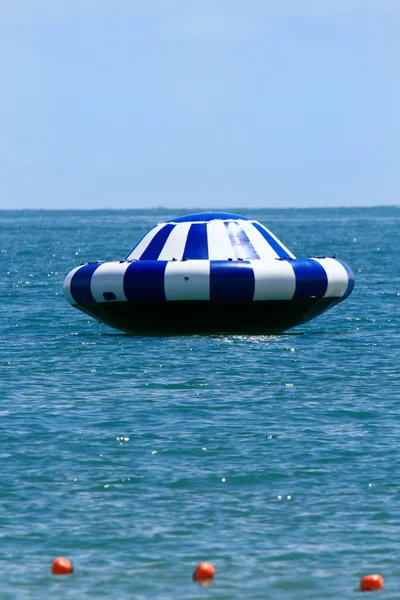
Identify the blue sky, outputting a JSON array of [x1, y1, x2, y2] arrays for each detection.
[[0, 0, 399, 209]]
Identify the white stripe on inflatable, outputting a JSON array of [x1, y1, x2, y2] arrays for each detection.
[[63, 265, 83, 305], [255, 222, 296, 259], [126, 223, 165, 260], [207, 220, 235, 260], [164, 260, 210, 300], [90, 262, 129, 302], [312, 258, 349, 298], [240, 220, 280, 260], [158, 222, 191, 261], [250, 260, 296, 300]]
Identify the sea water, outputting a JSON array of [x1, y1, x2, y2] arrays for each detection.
[[1, 207, 399, 599]]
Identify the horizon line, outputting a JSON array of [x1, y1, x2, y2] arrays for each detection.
[[0, 204, 398, 212]]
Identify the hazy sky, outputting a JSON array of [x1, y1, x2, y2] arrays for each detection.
[[1, 0, 399, 209]]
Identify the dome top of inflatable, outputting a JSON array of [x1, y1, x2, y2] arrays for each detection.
[[165, 212, 250, 223], [126, 212, 295, 262]]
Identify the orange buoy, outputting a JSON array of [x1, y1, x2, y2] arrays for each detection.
[[359, 574, 384, 591], [52, 557, 73, 575], [193, 562, 215, 581]]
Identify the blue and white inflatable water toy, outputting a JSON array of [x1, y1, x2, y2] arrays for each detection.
[[63, 212, 354, 334]]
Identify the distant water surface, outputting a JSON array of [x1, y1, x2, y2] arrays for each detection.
[[1, 207, 400, 599]]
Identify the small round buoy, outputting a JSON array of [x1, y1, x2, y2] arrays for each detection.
[[52, 557, 73, 575], [359, 574, 384, 591], [193, 562, 215, 581]]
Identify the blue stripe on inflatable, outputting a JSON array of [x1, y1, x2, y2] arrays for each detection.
[[210, 261, 255, 301], [291, 259, 328, 299], [336, 259, 355, 299], [167, 212, 249, 223], [224, 221, 260, 260], [124, 261, 167, 301], [183, 223, 209, 259], [252, 223, 291, 259], [139, 224, 175, 260], [70, 263, 101, 304]]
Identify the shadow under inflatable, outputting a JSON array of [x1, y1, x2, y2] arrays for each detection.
[[73, 298, 343, 335]]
